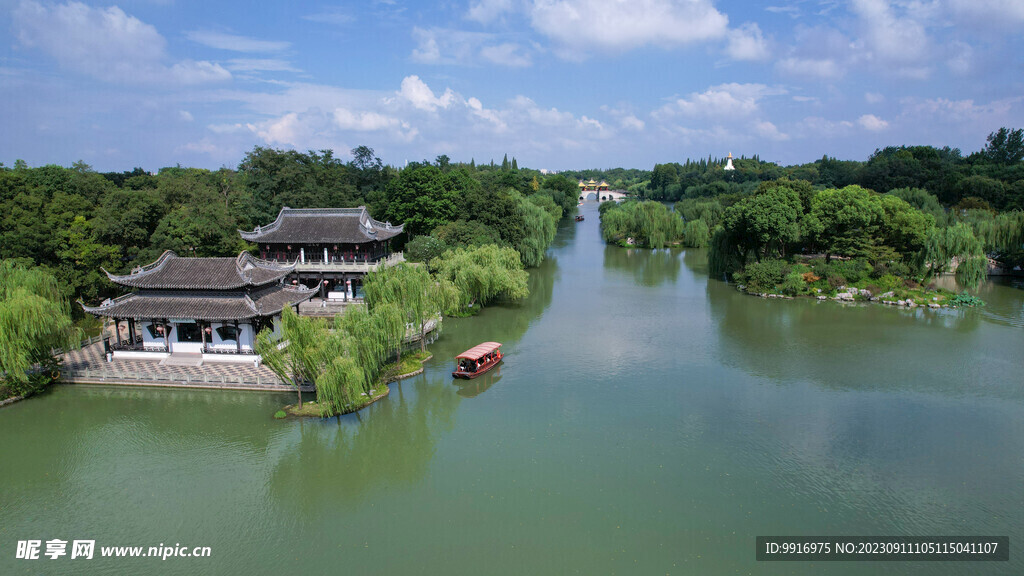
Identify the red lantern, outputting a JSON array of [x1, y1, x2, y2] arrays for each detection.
[[287, 245, 292, 250], [323, 280, 329, 285], [156, 325, 164, 334], [205, 326, 212, 334], [292, 280, 298, 285]]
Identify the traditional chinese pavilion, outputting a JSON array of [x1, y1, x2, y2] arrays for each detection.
[[82, 251, 314, 358], [239, 207, 405, 298], [578, 179, 610, 192]]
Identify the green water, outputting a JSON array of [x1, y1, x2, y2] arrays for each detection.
[[2, 201, 1023, 575]]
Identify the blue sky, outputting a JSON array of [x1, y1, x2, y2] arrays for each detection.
[[2, 0, 1023, 172]]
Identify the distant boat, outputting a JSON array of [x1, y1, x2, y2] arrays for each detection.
[[575, 215, 585, 222], [452, 342, 503, 379]]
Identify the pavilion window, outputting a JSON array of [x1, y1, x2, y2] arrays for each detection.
[[176, 323, 202, 343], [145, 323, 161, 339], [215, 325, 239, 343]]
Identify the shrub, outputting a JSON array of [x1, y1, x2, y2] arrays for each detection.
[[781, 270, 809, 296], [831, 259, 870, 284], [872, 274, 903, 293], [949, 292, 985, 307], [827, 274, 846, 289], [742, 259, 788, 292], [274, 410, 287, 419]]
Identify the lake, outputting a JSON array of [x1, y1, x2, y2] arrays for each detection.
[[2, 200, 1022, 575]]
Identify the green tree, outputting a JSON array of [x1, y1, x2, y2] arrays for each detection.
[[983, 127, 1024, 165], [0, 261, 80, 396], [430, 245, 529, 309], [721, 187, 802, 260], [804, 185, 882, 260], [383, 163, 459, 236]]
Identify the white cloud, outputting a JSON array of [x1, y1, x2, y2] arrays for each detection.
[[170, 60, 232, 84], [857, 114, 889, 131], [13, 1, 229, 85], [480, 43, 533, 67], [411, 27, 533, 67], [467, 97, 507, 130], [764, 5, 800, 17], [946, 41, 973, 75], [467, 0, 516, 23], [865, 92, 885, 104], [620, 115, 645, 131], [946, 0, 1024, 24], [754, 120, 790, 140], [776, 57, 843, 79], [528, 0, 730, 55], [655, 83, 787, 119], [179, 110, 194, 122], [397, 75, 458, 112], [899, 97, 1020, 123], [726, 22, 770, 61], [185, 30, 290, 53], [302, 9, 354, 25], [226, 59, 301, 73], [333, 108, 401, 131]]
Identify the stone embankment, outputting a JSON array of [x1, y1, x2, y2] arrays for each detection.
[[740, 285, 954, 309]]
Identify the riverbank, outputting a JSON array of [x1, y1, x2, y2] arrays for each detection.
[[738, 282, 985, 308]]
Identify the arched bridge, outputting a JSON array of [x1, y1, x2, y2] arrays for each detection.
[[579, 190, 629, 202]]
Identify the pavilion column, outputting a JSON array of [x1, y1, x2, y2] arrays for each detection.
[[200, 321, 207, 353], [163, 319, 170, 351], [234, 320, 241, 353], [300, 247, 305, 263], [128, 318, 135, 345], [323, 247, 328, 263], [319, 274, 325, 298]]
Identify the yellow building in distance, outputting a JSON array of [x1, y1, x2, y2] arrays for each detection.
[[578, 179, 610, 192]]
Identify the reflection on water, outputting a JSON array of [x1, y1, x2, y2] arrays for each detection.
[[932, 274, 1024, 328], [267, 372, 459, 515], [706, 272, 1024, 402], [602, 245, 682, 286], [453, 365, 503, 398]]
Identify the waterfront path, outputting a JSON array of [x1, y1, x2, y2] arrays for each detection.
[[61, 341, 311, 392]]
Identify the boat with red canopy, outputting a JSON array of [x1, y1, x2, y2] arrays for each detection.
[[452, 341, 503, 379]]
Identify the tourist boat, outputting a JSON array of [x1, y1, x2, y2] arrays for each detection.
[[575, 215, 585, 222], [452, 342, 503, 379]]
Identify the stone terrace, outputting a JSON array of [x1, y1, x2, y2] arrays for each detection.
[[61, 340, 312, 392]]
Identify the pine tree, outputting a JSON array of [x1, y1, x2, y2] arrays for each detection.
[[511, 157, 518, 170], [502, 154, 510, 170]]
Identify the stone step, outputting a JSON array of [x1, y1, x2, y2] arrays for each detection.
[[161, 353, 204, 367]]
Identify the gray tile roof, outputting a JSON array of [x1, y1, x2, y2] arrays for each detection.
[[103, 251, 296, 290], [81, 285, 315, 321], [239, 207, 404, 244]]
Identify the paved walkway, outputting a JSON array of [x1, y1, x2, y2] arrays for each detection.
[[61, 341, 311, 392]]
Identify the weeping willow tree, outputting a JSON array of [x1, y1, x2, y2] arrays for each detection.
[[255, 306, 332, 409], [0, 261, 80, 396], [916, 222, 988, 289], [429, 244, 530, 310], [971, 210, 1024, 269], [364, 265, 416, 363], [364, 263, 459, 353], [599, 200, 684, 249], [515, 192, 558, 267], [682, 218, 711, 248], [707, 226, 746, 278], [256, 305, 398, 416]]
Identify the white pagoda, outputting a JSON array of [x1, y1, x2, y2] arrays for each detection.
[[724, 152, 735, 171]]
